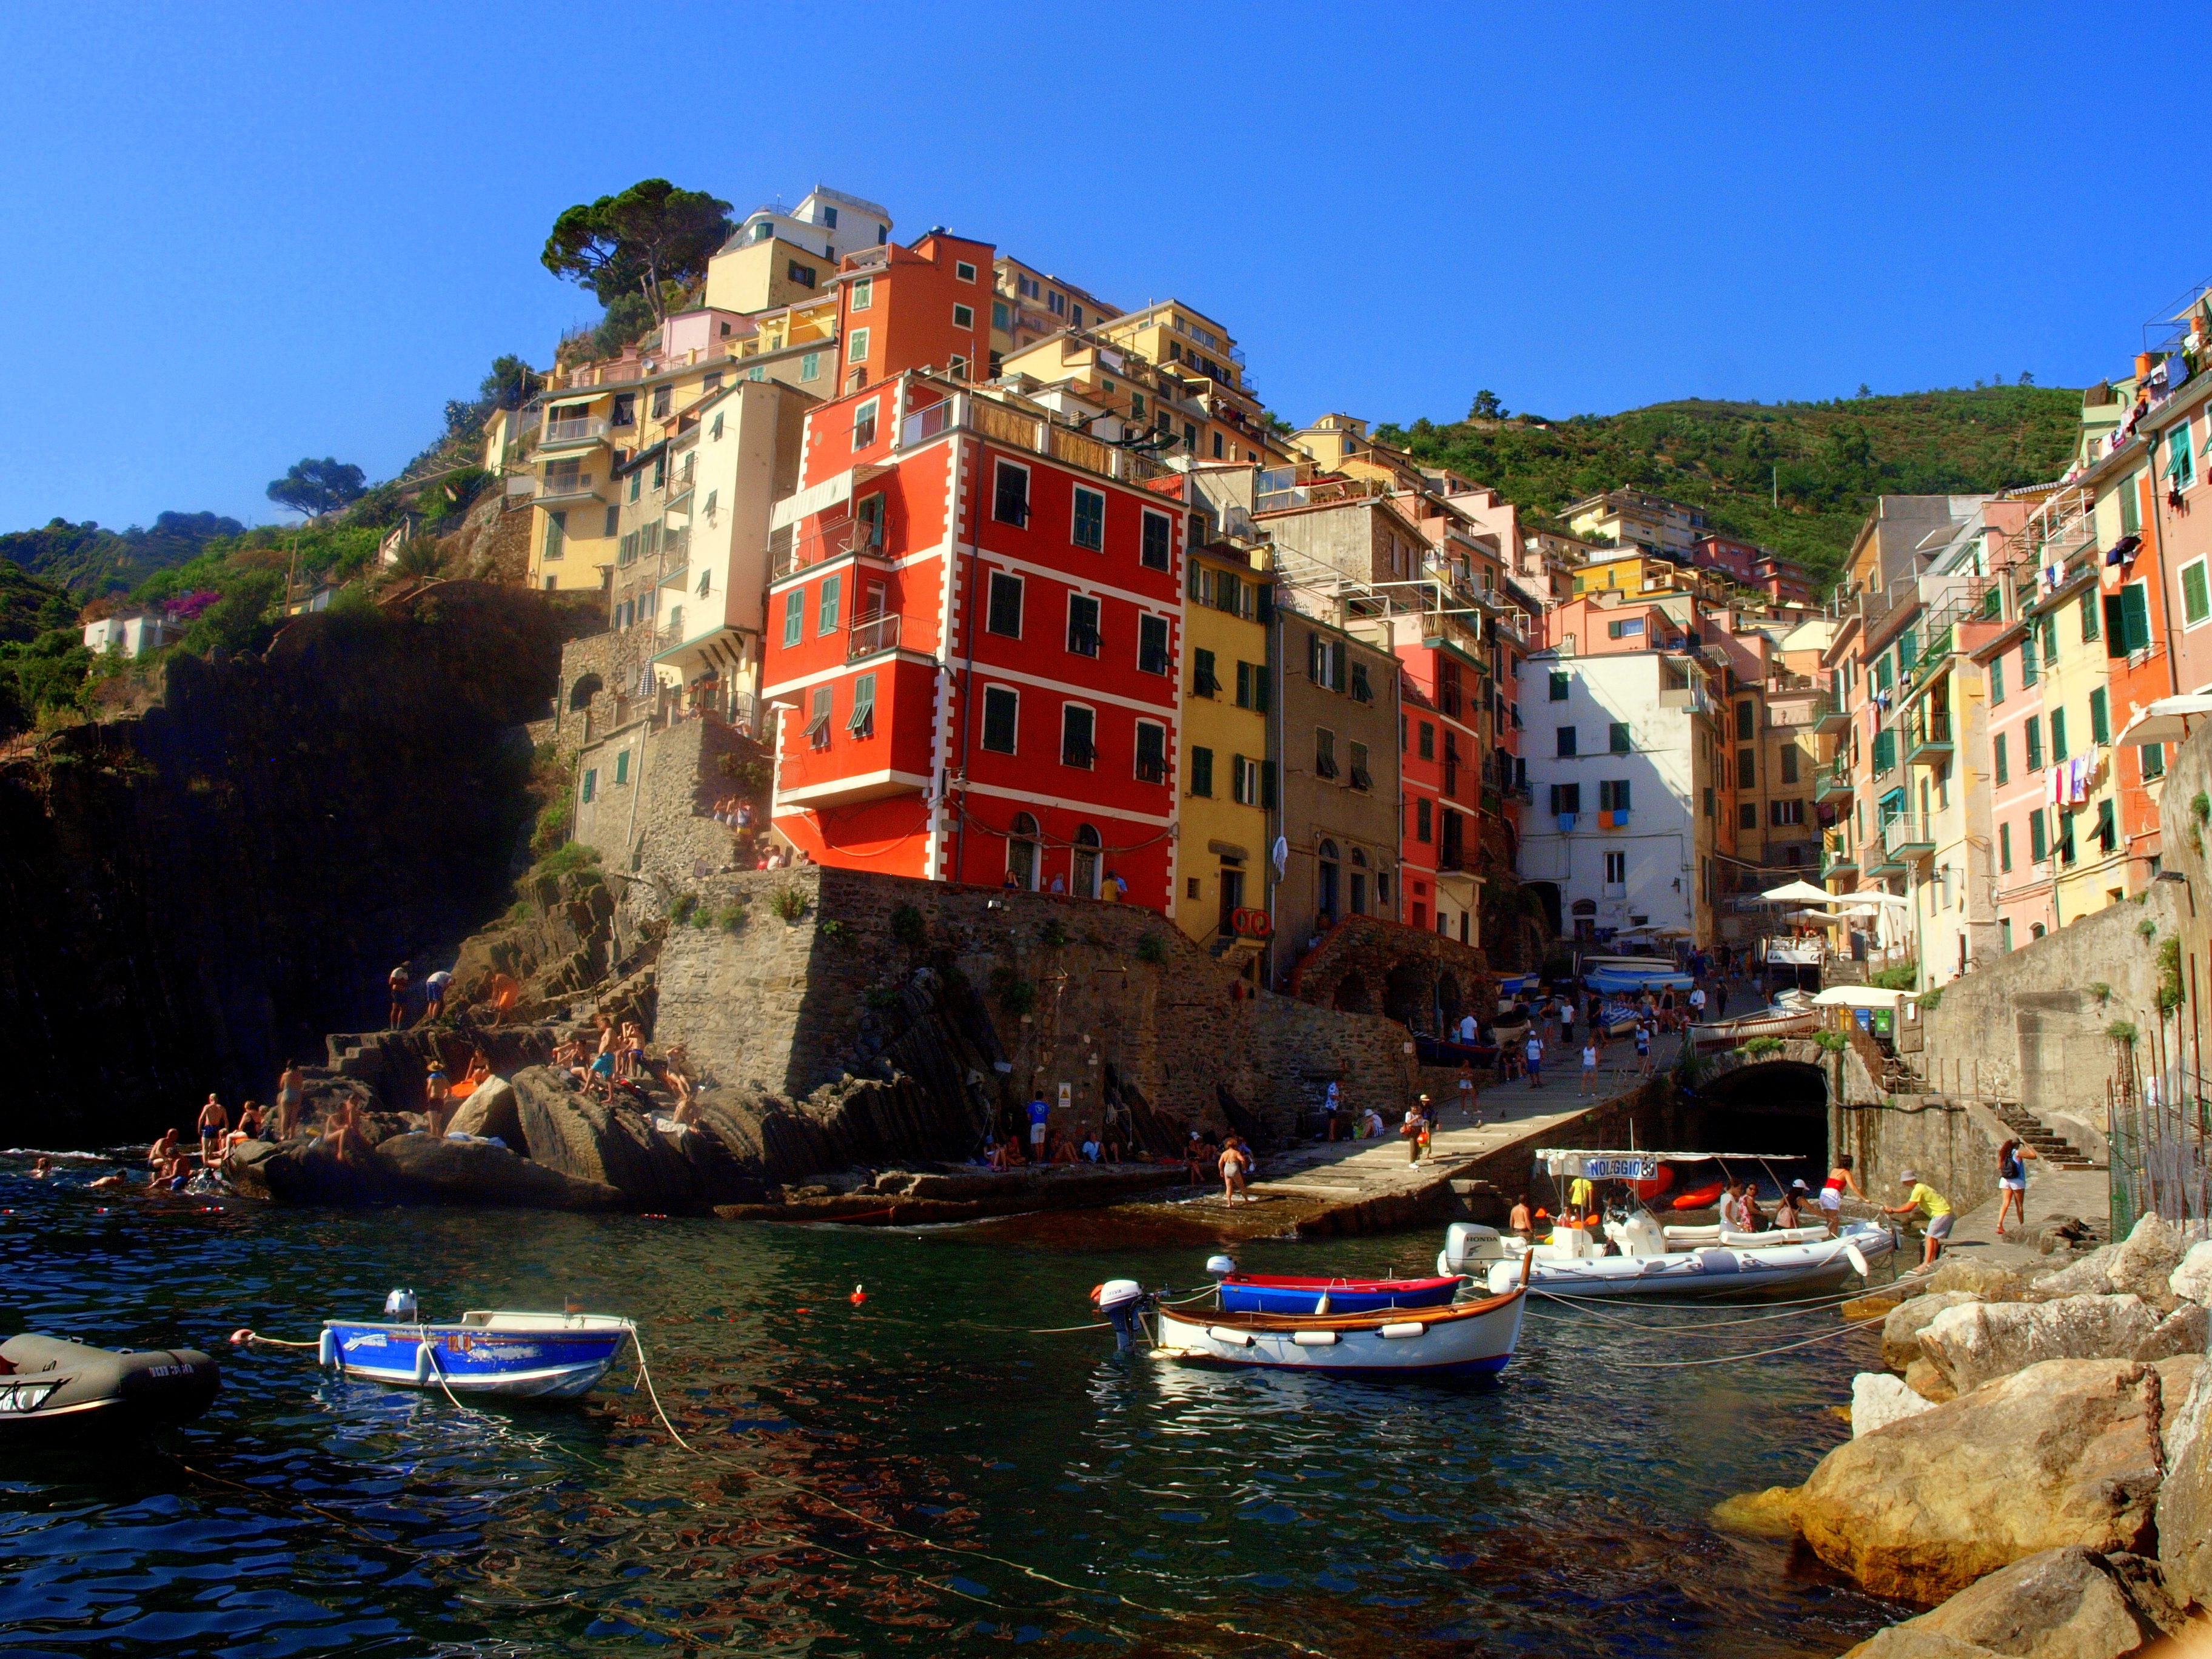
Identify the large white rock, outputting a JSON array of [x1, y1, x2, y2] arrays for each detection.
[[2160, 1356, 2212, 1609], [1883, 1292, 1984, 1372], [1854, 1371, 1940, 1438], [1842, 1546, 2156, 1659], [1918, 1296, 2161, 1396], [2143, 1301, 2209, 1363], [2170, 1239, 2212, 1309], [2032, 1243, 2120, 1301], [2108, 1213, 2188, 1311]]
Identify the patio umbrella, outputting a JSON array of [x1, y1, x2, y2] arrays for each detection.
[[1761, 880, 1835, 905]]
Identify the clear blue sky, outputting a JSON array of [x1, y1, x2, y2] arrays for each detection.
[[2, 4, 2200, 534]]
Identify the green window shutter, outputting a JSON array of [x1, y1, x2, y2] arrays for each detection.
[[2025, 717, 2043, 770], [2022, 638, 2039, 685], [1189, 745, 1212, 797], [2121, 472, 2142, 535], [2080, 589, 2100, 643], [1259, 760, 1276, 808], [1993, 732, 2008, 785], [2029, 811, 2047, 861], [2143, 743, 2167, 780], [1999, 821, 2011, 872], [1897, 629, 1917, 672], [1873, 729, 1895, 773], [2186, 563, 2212, 627], [2090, 688, 2109, 745], [2097, 798, 2116, 851], [1330, 645, 1347, 694], [2051, 708, 2069, 763], [2123, 584, 2151, 652], [1989, 657, 2005, 705], [1549, 670, 1570, 701], [2103, 595, 2127, 659]]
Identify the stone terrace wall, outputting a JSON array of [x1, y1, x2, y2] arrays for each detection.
[[651, 865, 1427, 1148]]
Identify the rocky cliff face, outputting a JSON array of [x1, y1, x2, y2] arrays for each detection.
[[0, 583, 586, 1144]]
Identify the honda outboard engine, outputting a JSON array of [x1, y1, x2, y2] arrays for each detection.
[[383, 1289, 418, 1321], [1091, 1279, 1151, 1354]]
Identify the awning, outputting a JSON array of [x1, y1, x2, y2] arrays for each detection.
[[769, 466, 884, 531], [1585, 970, 1694, 993], [1811, 985, 1918, 1008], [2117, 692, 2212, 748], [1762, 879, 1834, 904]]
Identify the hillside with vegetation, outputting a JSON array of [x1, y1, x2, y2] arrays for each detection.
[[1377, 384, 2082, 592], [0, 511, 246, 598]]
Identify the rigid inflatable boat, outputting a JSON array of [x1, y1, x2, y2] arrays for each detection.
[[0, 1333, 220, 1438]]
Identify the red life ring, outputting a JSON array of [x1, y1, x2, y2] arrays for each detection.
[[1232, 908, 1273, 939]]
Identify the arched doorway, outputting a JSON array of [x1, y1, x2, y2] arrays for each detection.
[[568, 672, 603, 712], [1333, 973, 1371, 1014], [1007, 813, 1039, 891], [1384, 959, 1429, 1028], [1523, 880, 1562, 939], [1571, 897, 1597, 943], [1350, 848, 1370, 917], [1436, 970, 1463, 1032], [1318, 840, 1341, 926], [1073, 825, 1101, 899]]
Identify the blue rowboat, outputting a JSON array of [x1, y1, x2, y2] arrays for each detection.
[[319, 1310, 634, 1400], [1217, 1274, 1461, 1316]]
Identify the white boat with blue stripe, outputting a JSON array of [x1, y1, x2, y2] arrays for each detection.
[[320, 1293, 634, 1400]]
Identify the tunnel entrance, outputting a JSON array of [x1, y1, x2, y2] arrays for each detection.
[[1677, 1059, 1830, 1197]]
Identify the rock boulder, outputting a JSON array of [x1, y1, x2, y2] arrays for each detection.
[[2032, 1244, 2121, 1301], [372, 1133, 622, 1210], [1885, 1292, 1983, 1372], [1922, 1261, 2028, 1302], [1792, 1358, 2165, 1603], [1854, 1372, 1940, 1438], [1916, 1296, 2162, 1396], [446, 1075, 523, 1148], [2107, 1214, 2189, 1312], [508, 1066, 752, 1208], [2159, 1356, 2212, 1610], [1841, 1547, 2157, 1659], [2170, 1241, 2212, 1309]]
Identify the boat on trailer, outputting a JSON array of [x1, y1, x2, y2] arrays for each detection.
[[321, 1293, 634, 1399]]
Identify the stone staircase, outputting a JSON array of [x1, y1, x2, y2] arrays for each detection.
[[1994, 1102, 2105, 1171]]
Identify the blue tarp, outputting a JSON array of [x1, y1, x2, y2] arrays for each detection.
[[1584, 970, 1695, 993]]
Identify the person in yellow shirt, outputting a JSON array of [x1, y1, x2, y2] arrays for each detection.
[[1882, 1168, 1953, 1269], [1566, 1174, 1595, 1227]]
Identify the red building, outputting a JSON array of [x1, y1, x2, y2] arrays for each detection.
[[763, 369, 1186, 910]]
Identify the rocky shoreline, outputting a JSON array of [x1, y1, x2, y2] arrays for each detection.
[[1715, 1215, 2212, 1655]]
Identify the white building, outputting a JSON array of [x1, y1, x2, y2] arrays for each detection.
[[82, 611, 175, 657], [1517, 647, 1722, 946], [728, 187, 891, 264]]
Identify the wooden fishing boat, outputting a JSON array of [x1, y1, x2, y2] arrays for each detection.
[[1151, 1285, 1526, 1377], [1216, 1273, 1460, 1316], [321, 1308, 634, 1399]]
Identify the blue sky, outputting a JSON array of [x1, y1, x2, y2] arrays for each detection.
[[2, 3, 2201, 534]]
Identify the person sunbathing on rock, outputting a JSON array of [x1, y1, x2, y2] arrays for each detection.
[[320, 1101, 375, 1166]]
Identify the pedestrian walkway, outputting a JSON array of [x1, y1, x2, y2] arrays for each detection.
[[1921, 1160, 2111, 1273]]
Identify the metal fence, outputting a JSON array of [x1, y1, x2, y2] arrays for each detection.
[[2110, 1056, 2212, 1236]]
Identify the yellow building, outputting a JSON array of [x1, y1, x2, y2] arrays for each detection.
[[1100, 301, 1287, 467], [1570, 549, 1717, 602], [1177, 538, 1276, 974], [990, 256, 1119, 376]]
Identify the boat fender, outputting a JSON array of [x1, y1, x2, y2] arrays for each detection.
[[1206, 1327, 1255, 1346], [1844, 1242, 1870, 1279], [1292, 1330, 1338, 1347], [414, 1339, 434, 1386], [1694, 1248, 1740, 1274], [1378, 1322, 1425, 1340], [318, 1329, 337, 1370]]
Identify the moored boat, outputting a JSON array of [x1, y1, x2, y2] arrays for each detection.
[[322, 1296, 634, 1399], [0, 1333, 220, 1438], [1152, 1287, 1526, 1377], [1215, 1273, 1461, 1316], [1439, 1215, 1894, 1299]]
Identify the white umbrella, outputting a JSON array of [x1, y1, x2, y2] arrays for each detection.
[[1762, 880, 1834, 905]]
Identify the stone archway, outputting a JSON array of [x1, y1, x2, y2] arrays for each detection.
[[568, 672, 604, 712], [1384, 960, 1430, 1028], [1437, 971, 1463, 1031], [1333, 973, 1372, 1014]]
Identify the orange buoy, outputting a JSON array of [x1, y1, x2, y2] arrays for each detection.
[[850, 1284, 866, 1305]]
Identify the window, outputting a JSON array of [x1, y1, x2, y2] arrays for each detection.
[[603, 503, 620, 538], [2143, 742, 2167, 780], [2025, 715, 2043, 771], [2097, 798, 2117, 854], [1349, 742, 1372, 791], [992, 301, 1010, 331], [1138, 614, 1170, 674], [2029, 810, 2048, 862], [2002, 917, 2014, 953], [817, 572, 842, 635], [1703, 787, 1715, 817], [1233, 754, 1264, 806], [580, 768, 596, 804], [2080, 589, 2100, 643], [846, 327, 870, 364], [993, 461, 1029, 526], [848, 674, 876, 737], [955, 260, 977, 283], [1416, 797, 1433, 842], [1315, 726, 1339, 779], [698, 568, 711, 598], [850, 276, 873, 311], [1418, 722, 1435, 761], [2185, 561, 2212, 628], [2040, 612, 2059, 668], [950, 303, 974, 332], [1235, 661, 1269, 712], [1191, 646, 1220, 696], [1999, 821, 2012, 871], [1606, 617, 1644, 639], [806, 685, 833, 750], [1989, 657, 2005, 704], [1769, 799, 1805, 826], [1740, 802, 1759, 830], [1062, 705, 1096, 768], [2020, 638, 2038, 688], [1738, 746, 1755, 788], [1994, 731, 2009, 785], [1556, 725, 1577, 757], [612, 392, 635, 428], [2170, 421, 2196, 491], [1736, 701, 1754, 741], [800, 351, 821, 383], [1604, 851, 1627, 885], [1307, 632, 1344, 690], [542, 509, 566, 563], [981, 686, 1019, 754], [1349, 662, 1373, 703], [651, 385, 672, 421], [986, 571, 1023, 637], [614, 750, 631, 785], [1188, 745, 1213, 797], [1549, 670, 1570, 702], [1780, 745, 1799, 784], [1141, 512, 1171, 571], [1598, 779, 1632, 812], [852, 398, 879, 448], [2051, 707, 2069, 764], [1547, 783, 1581, 814], [1135, 720, 1167, 783], [783, 588, 803, 648], [2090, 687, 2110, 745], [1609, 722, 1631, 754], [789, 262, 817, 290], [2105, 583, 2152, 655], [1072, 487, 1105, 551], [1067, 594, 1101, 656]]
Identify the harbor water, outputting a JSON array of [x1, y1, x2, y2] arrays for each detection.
[[1, 1156, 1908, 1656]]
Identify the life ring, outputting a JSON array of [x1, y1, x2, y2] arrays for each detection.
[[1231, 908, 1273, 939]]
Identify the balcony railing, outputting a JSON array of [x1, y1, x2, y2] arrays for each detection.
[[774, 518, 888, 580], [536, 471, 598, 503], [540, 416, 609, 450], [1905, 711, 1953, 763], [1880, 811, 1936, 859], [1815, 758, 1854, 802], [847, 613, 900, 660]]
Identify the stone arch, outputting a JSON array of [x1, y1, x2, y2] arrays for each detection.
[[1384, 959, 1430, 1028], [568, 672, 603, 711], [1332, 973, 1371, 1014], [1437, 970, 1463, 1030]]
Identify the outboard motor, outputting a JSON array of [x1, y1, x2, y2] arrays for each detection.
[[383, 1289, 418, 1322], [1204, 1255, 1237, 1278], [1091, 1279, 1151, 1354]]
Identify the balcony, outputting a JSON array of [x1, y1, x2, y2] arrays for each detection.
[[847, 612, 901, 661], [539, 416, 609, 452], [1905, 712, 1953, 766], [1821, 841, 1855, 880], [535, 471, 599, 504], [1815, 759, 1854, 803], [775, 518, 888, 580], [1880, 810, 1936, 862], [654, 528, 692, 589], [1811, 690, 1851, 736]]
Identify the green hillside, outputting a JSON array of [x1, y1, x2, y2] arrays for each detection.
[[0, 511, 245, 597], [1376, 384, 2082, 592]]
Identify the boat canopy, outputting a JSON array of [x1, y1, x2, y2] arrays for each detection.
[[1534, 1148, 1805, 1178], [1585, 968, 1694, 992], [1810, 985, 1918, 1009]]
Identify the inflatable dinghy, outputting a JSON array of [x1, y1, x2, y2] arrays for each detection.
[[0, 1333, 220, 1437]]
